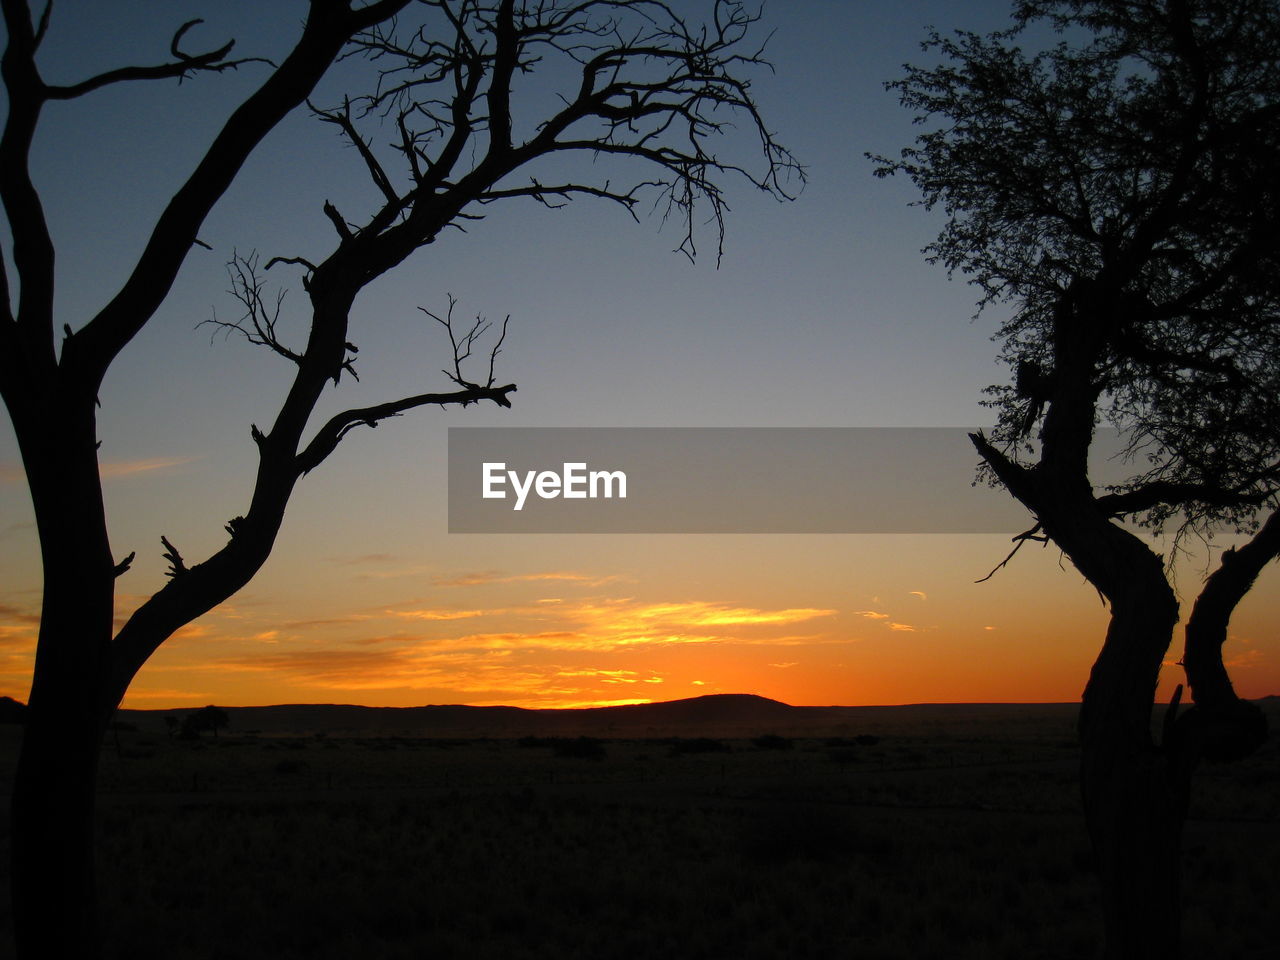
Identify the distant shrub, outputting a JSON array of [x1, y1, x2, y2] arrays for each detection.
[[179, 705, 230, 740], [751, 734, 793, 751], [855, 734, 881, 746], [275, 759, 309, 775], [827, 747, 860, 764]]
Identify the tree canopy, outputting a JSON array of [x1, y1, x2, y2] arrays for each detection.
[[876, 0, 1280, 536]]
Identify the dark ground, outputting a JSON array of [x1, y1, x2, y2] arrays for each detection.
[[0, 699, 1277, 959]]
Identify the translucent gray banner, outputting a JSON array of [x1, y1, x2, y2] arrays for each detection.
[[448, 427, 1042, 533]]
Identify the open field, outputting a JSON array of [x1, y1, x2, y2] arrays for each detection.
[[1, 698, 1278, 958]]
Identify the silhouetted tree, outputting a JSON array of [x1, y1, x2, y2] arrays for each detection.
[[181, 705, 230, 740], [874, 1, 1279, 955], [0, 1, 798, 955]]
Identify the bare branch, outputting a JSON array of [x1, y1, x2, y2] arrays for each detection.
[[200, 252, 305, 366], [44, 19, 272, 100], [976, 523, 1047, 583], [329, 0, 802, 266], [296, 298, 516, 474], [322, 200, 355, 242], [263, 254, 319, 276], [478, 178, 651, 217], [159, 536, 188, 579], [32, 0, 50, 50], [65, 0, 412, 392], [418, 295, 510, 390], [297, 383, 516, 475], [112, 550, 135, 579], [312, 97, 401, 206]]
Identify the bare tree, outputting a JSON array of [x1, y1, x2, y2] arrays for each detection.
[[874, 1, 1279, 955], [0, 1, 798, 955]]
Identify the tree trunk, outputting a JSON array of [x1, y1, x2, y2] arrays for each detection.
[[1079, 578, 1184, 960], [10, 655, 110, 959], [1081, 733, 1184, 959], [7, 397, 117, 959]]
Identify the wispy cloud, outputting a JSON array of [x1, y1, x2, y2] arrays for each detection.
[[390, 608, 489, 622], [99, 456, 199, 479], [555, 668, 663, 685], [1224, 649, 1264, 669], [909, 590, 928, 601], [0, 603, 40, 626], [281, 615, 374, 630], [855, 608, 917, 633], [412, 599, 838, 652], [327, 553, 397, 565], [431, 570, 623, 588], [0, 625, 37, 649], [175, 591, 840, 705]]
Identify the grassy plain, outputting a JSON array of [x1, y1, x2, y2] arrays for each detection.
[[0, 700, 1277, 959]]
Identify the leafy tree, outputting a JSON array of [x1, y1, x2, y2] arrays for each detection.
[[874, 1, 1279, 955], [0, 1, 797, 954], [180, 704, 230, 739]]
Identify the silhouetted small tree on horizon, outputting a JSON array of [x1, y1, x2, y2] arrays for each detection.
[[875, 1, 1280, 956], [0, 1, 798, 955], [180, 705, 230, 740]]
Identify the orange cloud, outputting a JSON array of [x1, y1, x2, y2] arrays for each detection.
[[0, 603, 40, 626], [431, 570, 623, 588], [144, 590, 844, 706], [99, 456, 198, 479], [390, 608, 489, 622]]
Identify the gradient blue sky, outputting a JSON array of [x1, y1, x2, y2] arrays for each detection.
[[2, 1, 1276, 708]]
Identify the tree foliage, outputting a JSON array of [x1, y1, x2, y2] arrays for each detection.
[[875, 0, 1280, 535]]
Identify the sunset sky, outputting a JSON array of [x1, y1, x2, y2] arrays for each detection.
[[2, 0, 1277, 710]]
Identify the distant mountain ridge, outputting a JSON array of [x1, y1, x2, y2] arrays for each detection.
[[11, 692, 1272, 739], [118, 693, 805, 737], [111, 693, 1105, 739]]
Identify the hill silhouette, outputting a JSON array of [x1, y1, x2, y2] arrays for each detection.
[[113, 693, 1099, 740]]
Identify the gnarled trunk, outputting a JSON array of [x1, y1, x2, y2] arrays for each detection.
[[1079, 582, 1183, 960]]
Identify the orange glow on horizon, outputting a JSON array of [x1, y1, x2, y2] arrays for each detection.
[[3, 543, 1278, 712]]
